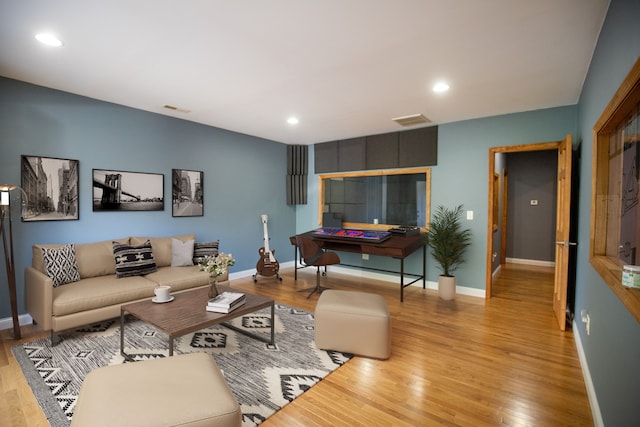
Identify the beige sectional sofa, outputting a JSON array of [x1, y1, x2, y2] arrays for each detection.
[[25, 234, 225, 341]]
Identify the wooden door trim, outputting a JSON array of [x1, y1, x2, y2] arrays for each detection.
[[500, 169, 508, 264], [486, 140, 562, 299]]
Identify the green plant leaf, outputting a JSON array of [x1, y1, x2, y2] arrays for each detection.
[[426, 205, 472, 277]]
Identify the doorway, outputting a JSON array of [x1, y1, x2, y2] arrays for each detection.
[[485, 136, 575, 330]]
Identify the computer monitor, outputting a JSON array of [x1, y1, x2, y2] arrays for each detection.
[[322, 212, 343, 229]]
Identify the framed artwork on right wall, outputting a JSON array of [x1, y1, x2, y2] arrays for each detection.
[[172, 169, 203, 217]]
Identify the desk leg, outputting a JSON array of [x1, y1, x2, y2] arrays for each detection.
[[400, 258, 405, 302], [294, 245, 298, 280], [423, 245, 426, 289]]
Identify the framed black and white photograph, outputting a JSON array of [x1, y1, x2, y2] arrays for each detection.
[[93, 169, 164, 212], [172, 169, 203, 217], [21, 155, 79, 221]]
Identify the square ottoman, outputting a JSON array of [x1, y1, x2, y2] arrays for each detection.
[[71, 352, 242, 427], [315, 290, 391, 359]]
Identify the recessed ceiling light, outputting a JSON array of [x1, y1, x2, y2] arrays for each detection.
[[287, 117, 299, 125], [35, 33, 63, 47], [433, 82, 450, 93]]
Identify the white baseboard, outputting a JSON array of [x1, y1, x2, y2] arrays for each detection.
[[329, 265, 486, 298], [573, 320, 604, 427], [492, 263, 502, 281], [506, 257, 555, 267], [0, 313, 33, 332]]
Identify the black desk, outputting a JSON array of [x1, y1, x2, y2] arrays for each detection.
[[290, 230, 426, 302]]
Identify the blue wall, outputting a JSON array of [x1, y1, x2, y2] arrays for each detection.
[[574, 0, 640, 425], [0, 78, 297, 318]]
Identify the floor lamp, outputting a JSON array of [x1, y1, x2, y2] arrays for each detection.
[[1, 184, 22, 340]]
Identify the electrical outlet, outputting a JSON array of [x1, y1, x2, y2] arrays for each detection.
[[362, 254, 369, 260], [580, 309, 591, 336], [466, 210, 473, 220]]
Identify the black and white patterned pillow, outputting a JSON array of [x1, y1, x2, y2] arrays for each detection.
[[192, 241, 219, 265], [41, 244, 81, 287], [113, 240, 157, 278]]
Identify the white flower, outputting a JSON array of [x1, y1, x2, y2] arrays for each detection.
[[199, 252, 235, 278]]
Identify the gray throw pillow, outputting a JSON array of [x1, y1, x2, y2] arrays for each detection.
[[171, 238, 195, 267]]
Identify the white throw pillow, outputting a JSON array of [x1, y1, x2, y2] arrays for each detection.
[[171, 238, 195, 267]]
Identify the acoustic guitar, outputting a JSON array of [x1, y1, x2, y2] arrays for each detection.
[[254, 214, 281, 281]]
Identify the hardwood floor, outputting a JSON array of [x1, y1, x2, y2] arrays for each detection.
[[1, 264, 593, 426]]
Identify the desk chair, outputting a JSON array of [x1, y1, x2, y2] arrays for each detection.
[[295, 235, 340, 298]]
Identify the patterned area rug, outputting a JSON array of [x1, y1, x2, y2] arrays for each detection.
[[12, 303, 352, 427]]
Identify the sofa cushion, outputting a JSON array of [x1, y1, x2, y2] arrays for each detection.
[[113, 240, 157, 278], [41, 244, 80, 287], [131, 234, 196, 267], [193, 241, 220, 265], [52, 275, 156, 316], [144, 265, 211, 291], [171, 238, 195, 267]]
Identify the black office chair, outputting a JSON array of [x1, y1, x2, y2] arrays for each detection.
[[295, 235, 340, 298]]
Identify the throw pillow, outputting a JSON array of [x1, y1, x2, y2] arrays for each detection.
[[41, 244, 81, 287], [113, 240, 157, 278], [193, 240, 219, 265], [171, 238, 195, 267]]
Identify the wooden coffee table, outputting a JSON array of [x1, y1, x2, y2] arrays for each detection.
[[120, 285, 274, 360]]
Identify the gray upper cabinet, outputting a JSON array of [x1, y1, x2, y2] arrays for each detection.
[[398, 127, 438, 167], [314, 126, 437, 173], [338, 137, 366, 171], [366, 132, 399, 169], [314, 140, 338, 173]]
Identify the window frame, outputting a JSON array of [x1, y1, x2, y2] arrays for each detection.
[[590, 57, 640, 323], [318, 167, 431, 231]]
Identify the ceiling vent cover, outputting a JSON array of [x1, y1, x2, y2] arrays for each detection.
[[163, 104, 191, 113], [392, 114, 430, 126]]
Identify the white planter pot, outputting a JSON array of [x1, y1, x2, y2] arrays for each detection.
[[438, 275, 456, 300]]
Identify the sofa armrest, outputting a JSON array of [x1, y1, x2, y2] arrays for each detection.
[[25, 266, 54, 331]]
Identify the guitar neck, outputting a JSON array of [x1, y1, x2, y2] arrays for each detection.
[[261, 214, 275, 261]]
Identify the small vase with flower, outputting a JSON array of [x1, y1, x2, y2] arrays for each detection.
[[199, 252, 236, 298]]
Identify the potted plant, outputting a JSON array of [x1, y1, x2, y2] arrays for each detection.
[[426, 205, 471, 300]]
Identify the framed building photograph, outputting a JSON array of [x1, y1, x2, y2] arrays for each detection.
[[172, 169, 203, 217], [21, 155, 79, 221], [93, 169, 164, 211]]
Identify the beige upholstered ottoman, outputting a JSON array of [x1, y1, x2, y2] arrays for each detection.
[[71, 353, 242, 427], [315, 290, 391, 359]]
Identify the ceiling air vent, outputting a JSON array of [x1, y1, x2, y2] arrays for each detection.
[[163, 104, 191, 114], [392, 114, 430, 126]]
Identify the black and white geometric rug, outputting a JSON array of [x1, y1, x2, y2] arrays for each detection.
[[12, 303, 353, 427]]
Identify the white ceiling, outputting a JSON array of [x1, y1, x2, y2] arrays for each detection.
[[0, 0, 610, 145]]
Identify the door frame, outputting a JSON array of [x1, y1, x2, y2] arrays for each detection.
[[485, 139, 570, 318]]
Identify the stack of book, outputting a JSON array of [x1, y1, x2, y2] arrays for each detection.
[[206, 292, 246, 313]]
